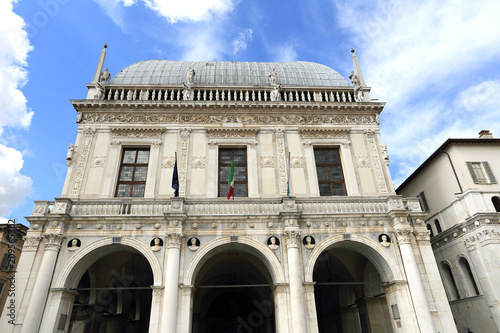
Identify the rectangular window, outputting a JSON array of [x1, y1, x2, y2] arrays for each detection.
[[314, 147, 346, 196], [0, 254, 9, 271], [115, 148, 150, 197], [218, 148, 247, 197], [418, 191, 429, 211], [467, 161, 497, 184]]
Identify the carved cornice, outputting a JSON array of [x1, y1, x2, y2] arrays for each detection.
[[207, 128, 259, 138], [110, 127, 164, 138], [300, 128, 349, 139]]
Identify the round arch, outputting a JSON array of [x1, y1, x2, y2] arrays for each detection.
[[55, 237, 163, 288], [304, 234, 404, 282], [184, 236, 285, 286]]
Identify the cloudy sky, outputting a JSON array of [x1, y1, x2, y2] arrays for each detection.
[[2, 0, 500, 224]]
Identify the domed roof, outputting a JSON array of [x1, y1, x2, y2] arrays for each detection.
[[110, 60, 350, 87]]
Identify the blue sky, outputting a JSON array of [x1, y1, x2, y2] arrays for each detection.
[[2, 0, 500, 224]]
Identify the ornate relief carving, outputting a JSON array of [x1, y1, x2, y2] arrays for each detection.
[[81, 113, 379, 125], [464, 236, 478, 251], [91, 156, 105, 168], [290, 157, 304, 168], [111, 127, 163, 138], [261, 156, 274, 168], [191, 156, 206, 169], [395, 228, 412, 245], [166, 232, 184, 249], [276, 129, 287, 194], [162, 156, 175, 168], [300, 128, 349, 139], [207, 128, 259, 138], [284, 229, 301, 248], [365, 131, 388, 193], [23, 236, 42, 252], [71, 128, 95, 195], [179, 129, 191, 196], [356, 156, 370, 168]]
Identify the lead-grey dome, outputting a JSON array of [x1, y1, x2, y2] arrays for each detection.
[[110, 60, 350, 87]]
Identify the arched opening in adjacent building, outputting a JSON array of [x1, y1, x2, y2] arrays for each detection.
[[458, 257, 480, 297], [492, 196, 500, 212], [192, 245, 276, 333], [434, 219, 443, 233], [313, 244, 393, 333], [67, 248, 154, 333], [439, 262, 460, 301], [426, 224, 434, 237]]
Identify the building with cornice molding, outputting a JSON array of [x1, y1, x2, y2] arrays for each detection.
[[397, 131, 500, 333], [3, 46, 456, 333]]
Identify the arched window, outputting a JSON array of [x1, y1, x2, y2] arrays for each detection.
[[458, 257, 480, 297], [434, 219, 443, 233], [492, 196, 500, 212], [440, 263, 460, 301], [426, 224, 434, 238]]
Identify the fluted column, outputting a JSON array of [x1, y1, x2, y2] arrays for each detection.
[[284, 228, 308, 333], [21, 233, 64, 333], [161, 230, 184, 333], [395, 226, 436, 333]]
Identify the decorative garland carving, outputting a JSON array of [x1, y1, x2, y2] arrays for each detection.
[[300, 128, 349, 139], [275, 129, 287, 194], [179, 129, 191, 196], [110, 127, 163, 138], [80, 113, 378, 125], [71, 128, 95, 195], [365, 131, 388, 193], [207, 128, 259, 138]]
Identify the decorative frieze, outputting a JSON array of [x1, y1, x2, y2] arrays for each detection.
[[80, 113, 379, 125], [110, 127, 164, 138], [300, 128, 349, 139], [207, 128, 259, 138]]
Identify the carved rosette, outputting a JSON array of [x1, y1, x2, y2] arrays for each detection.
[[275, 129, 288, 194], [43, 233, 64, 251], [23, 236, 42, 252], [166, 232, 184, 249], [71, 128, 95, 195], [414, 230, 431, 244], [365, 131, 388, 193], [395, 228, 412, 245], [284, 229, 301, 248]]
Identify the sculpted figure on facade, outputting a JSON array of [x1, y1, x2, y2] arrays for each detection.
[[270, 84, 281, 101], [95, 81, 105, 100], [188, 237, 200, 251], [68, 238, 80, 251], [151, 237, 163, 252], [101, 68, 111, 84], [187, 67, 195, 84], [269, 68, 277, 85], [268, 236, 279, 250], [66, 143, 75, 166]]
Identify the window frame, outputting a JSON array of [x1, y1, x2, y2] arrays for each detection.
[[313, 146, 347, 196], [217, 147, 248, 198], [466, 161, 497, 184], [115, 147, 151, 198]]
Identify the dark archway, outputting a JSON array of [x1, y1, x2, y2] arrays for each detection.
[[67, 250, 153, 333], [492, 196, 500, 212], [313, 247, 393, 333], [192, 250, 276, 333]]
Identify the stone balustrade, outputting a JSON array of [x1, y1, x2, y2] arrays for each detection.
[[100, 85, 358, 103], [31, 197, 412, 218]]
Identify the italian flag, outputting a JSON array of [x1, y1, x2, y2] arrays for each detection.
[[227, 158, 235, 199]]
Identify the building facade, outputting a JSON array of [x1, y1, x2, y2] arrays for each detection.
[[397, 131, 500, 333], [3, 47, 456, 333]]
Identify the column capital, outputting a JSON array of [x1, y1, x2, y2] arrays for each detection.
[[284, 228, 301, 248], [414, 230, 431, 245], [394, 227, 412, 245], [381, 280, 407, 293], [43, 233, 64, 251], [50, 288, 79, 300], [166, 231, 184, 249]]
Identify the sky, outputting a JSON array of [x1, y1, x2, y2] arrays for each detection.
[[1, 0, 500, 225]]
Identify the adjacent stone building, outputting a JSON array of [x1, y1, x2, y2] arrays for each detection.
[[397, 130, 500, 333], [3, 46, 456, 332]]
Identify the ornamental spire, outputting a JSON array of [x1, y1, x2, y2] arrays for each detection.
[[350, 49, 370, 101], [351, 48, 366, 87], [91, 44, 107, 83]]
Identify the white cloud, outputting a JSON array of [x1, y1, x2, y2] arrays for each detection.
[[332, 0, 500, 184], [0, 1, 34, 220], [178, 23, 226, 61], [232, 28, 253, 54], [272, 43, 297, 62]]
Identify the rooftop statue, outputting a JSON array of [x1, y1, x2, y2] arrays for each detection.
[[187, 67, 195, 84], [101, 68, 111, 84], [269, 68, 277, 85], [349, 70, 360, 88]]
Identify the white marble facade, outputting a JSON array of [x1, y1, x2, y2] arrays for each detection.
[[3, 47, 456, 333]]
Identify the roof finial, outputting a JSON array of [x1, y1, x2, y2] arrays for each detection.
[[104, 43, 108, 48], [351, 48, 355, 53]]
